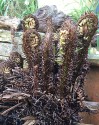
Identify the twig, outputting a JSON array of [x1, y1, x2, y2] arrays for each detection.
[[7, 75, 21, 80], [0, 102, 22, 116], [0, 105, 9, 109]]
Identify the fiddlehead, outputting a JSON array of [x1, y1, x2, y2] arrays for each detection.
[[0, 61, 13, 77], [9, 52, 23, 68], [23, 29, 41, 69], [75, 12, 98, 79], [71, 12, 98, 107], [59, 18, 77, 97], [22, 14, 39, 31], [23, 29, 41, 91], [77, 12, 98, 41], [42, 17, 55, 93]]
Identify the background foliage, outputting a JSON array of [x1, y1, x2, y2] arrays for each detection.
[[0, 0, 38, 18], [67, 0, 99, 22]]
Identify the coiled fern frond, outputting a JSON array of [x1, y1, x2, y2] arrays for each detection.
[[59, 18, 77, 97], [22, 14, 39, 31]]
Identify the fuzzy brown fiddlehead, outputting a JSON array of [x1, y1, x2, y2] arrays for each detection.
[[59, 18, 77, 97], [23, 29, 41, 91], [9, 52, 23, 68], [71, 12, 98, 107], [75, 12, 98, 79], [0, 52, 23, 77], [77, 12, 98, 41], [23, 29, 41, 69], [22, 14, 41, 87], [0, 61, 13, 77], [22, 14, 39, 31], [41, 17, 55, 93]]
